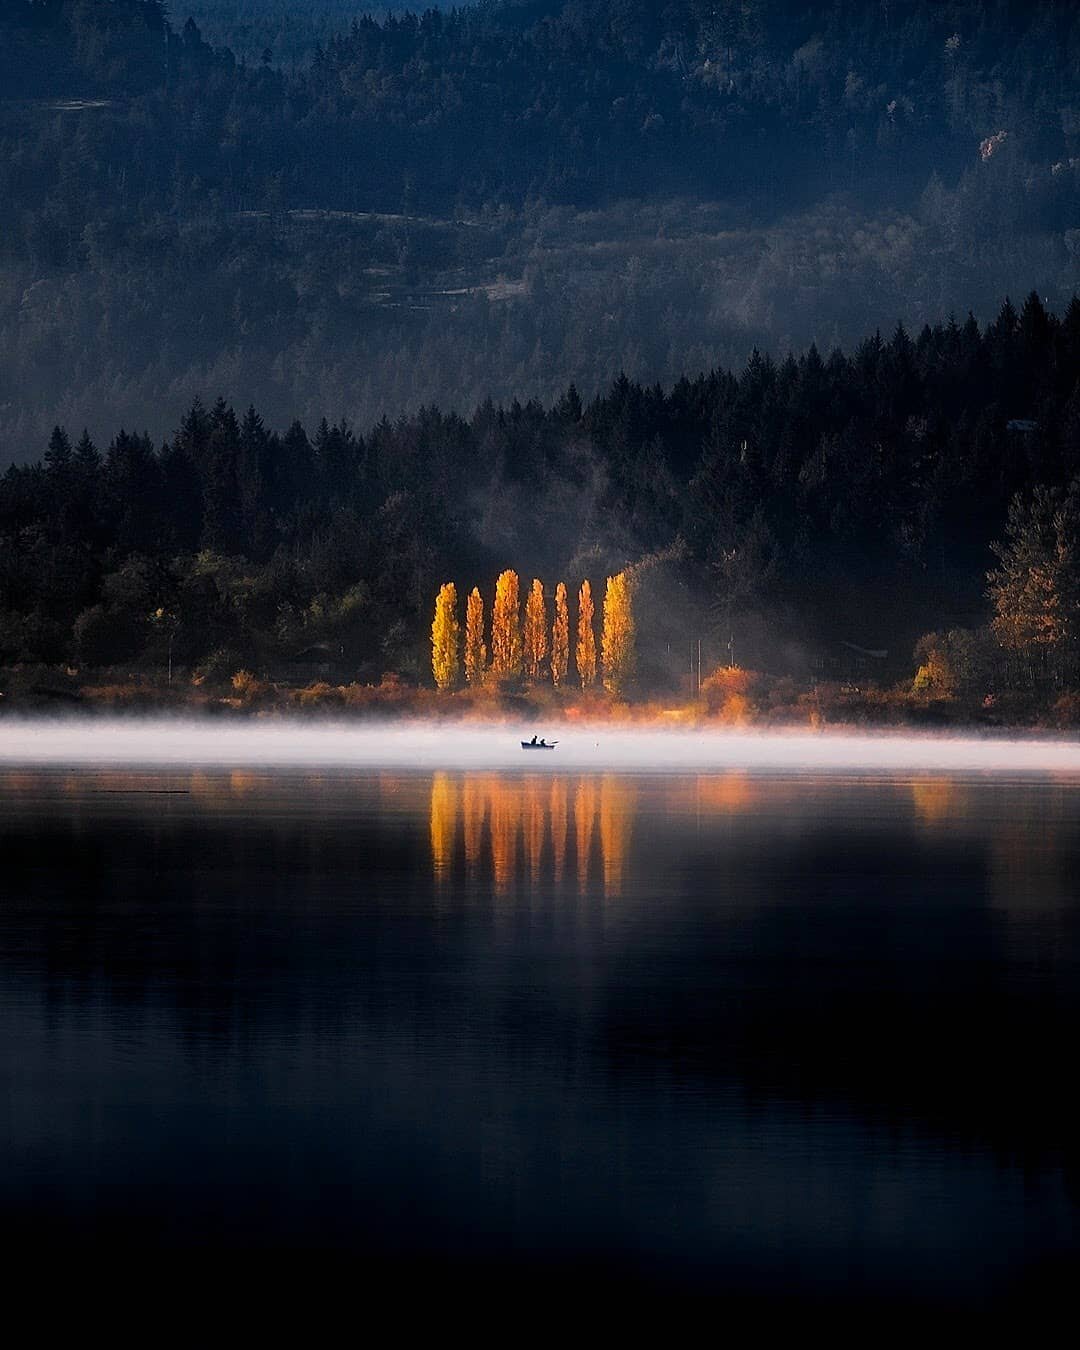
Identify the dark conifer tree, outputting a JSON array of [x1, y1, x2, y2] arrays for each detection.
[[44, 426, 71, 475]]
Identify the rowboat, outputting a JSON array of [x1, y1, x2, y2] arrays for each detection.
[[521, 740, 557, 750]]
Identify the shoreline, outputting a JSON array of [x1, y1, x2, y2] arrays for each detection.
[[0, 692, 1063, 734], [2, 665, 1077, 735]]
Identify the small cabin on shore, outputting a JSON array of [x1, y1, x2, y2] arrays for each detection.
[[811, 639, 889, 684]]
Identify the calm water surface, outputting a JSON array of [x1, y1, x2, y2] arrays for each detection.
[[1, 766, 1078, 1307]]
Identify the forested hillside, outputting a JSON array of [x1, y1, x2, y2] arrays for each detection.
[[4, 295, 1079, 707], [2, 0, 1080, 462], [184, 2, 457, 67]]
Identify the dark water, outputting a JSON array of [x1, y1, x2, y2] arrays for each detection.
[[2, 767, 1079, 1309]]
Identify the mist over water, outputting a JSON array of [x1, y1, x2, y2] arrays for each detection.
[[3, 717, 1080, 775]]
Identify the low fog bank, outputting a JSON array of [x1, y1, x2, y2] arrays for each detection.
[[2, 719, 1080, 776]]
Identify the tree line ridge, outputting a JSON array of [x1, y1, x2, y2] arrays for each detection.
[[2, 293, 1080, 722]]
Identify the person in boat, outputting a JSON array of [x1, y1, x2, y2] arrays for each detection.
[[538, 738, 547, 747], [530, 735, 538, 744]]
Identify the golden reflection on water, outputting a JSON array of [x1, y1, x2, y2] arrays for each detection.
[[549, 778, 568, 883], [428, 773, 636, 897], [600, 776, 635, 895], [574, 778, 598, 891], [909, 777, 970, 826], [462, 775, 485, 873], [525, 777, 545, 886], [693, 772, 756, 815], [5, 766, 1077, 927], [429, 772, 456, 881], [189, 770, 252, 806], [429, 769, 1080, 912]]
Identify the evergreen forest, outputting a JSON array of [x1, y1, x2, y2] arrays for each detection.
[[4, 292, 1080, 717]]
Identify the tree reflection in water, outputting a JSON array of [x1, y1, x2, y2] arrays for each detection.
[[428, 772, 638, 898]]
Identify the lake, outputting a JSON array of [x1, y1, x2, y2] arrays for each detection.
[[1, 736, 1078, 1309]]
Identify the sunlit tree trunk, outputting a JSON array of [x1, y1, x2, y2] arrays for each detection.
[[601, 571, 635, 696], [551, 581, 569, 687], [576, 579, 596, 688], [431, 582, 460, 690], [491, 569, 522, 676], [464, 585, 487, 685], [524, 578, 548, 680]]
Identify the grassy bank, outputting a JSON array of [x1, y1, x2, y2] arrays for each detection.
[[3, 664, 1079, 732]]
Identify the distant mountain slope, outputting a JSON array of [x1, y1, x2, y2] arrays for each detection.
[[181, 1, 460, 68], [6, 1, 1076, 220], [1, 0, 1079, 461]]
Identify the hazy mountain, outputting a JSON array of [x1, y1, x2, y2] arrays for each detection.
[[1, 0, 1078, 464], [180, 1, 462, 68]]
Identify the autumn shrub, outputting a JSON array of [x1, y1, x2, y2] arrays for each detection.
[[338, 683, 382, 711], [701, 666, 760, 722], [559, 688, 620, 721], [912, 636, 956, 696], [338, 674, 438, 714], [792, 684, 833, 728], [294, 681, 342, 709], [912, 628, 998, 698], [231, 670, 269, 703], [79, 681, 165, 708]]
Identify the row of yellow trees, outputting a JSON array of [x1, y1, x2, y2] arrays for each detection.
[[432, 570, 635, 694]]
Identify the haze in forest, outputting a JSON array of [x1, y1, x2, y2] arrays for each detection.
[[6, 292, 1080, 721]]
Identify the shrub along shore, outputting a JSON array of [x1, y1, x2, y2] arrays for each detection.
[[1, 662, 1076, 731]]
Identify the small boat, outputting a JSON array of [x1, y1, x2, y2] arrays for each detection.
[[521, 739, 558, 750]]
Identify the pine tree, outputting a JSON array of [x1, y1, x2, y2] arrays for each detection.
[[491, 569, 522, 676], [601, 572, 635, 696], [576, 579, 596, 688], [73, 429, 101, 477], [431, 582, 460, 690], [524, 578, 548, 680], [44, 426, 72, 475], [239, 404, 274, 559], [65, 429, 102, 537], [465, 585, 487, 685], [201, 400, 242, 551], [551, 581, 569, 687]]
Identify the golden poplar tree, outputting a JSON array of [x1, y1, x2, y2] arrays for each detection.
[[491, 569, 522, 676], [576, 579, 597, 688], [551, 581, 569, 687], [601, 571, 635, 696], [431, 582, 460, 690], [464, 586, 487, 685], [524, 578, 548, 680]]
